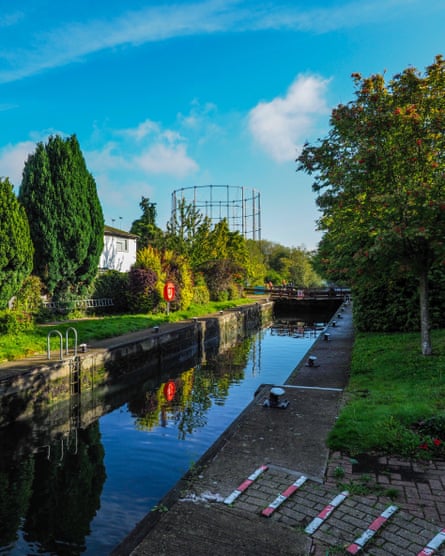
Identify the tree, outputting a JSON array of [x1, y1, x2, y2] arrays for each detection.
[[130, 197, 163, 250], [19, 135, 104, 299], [245, 240, 267, 285], [259, 240, 322, 287], [298, 56, 445, 355], [164, 197, 210, 261], [196, 220, 248, 300], [0, 178, 34, 308]]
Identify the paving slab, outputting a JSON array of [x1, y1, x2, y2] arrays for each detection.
[[114, 302, 445, 556]]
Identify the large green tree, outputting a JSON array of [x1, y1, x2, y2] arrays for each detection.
[[0, 178, 34, 308], [19, 135, 104, 299], [298, 56, 445, 355]]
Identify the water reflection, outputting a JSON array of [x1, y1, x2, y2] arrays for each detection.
[[0, 423, 105, 555], [0, 314, 331, 555], [129, 336, 253, 439]]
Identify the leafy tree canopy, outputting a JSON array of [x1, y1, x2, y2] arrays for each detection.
[[298, 55, 445, 354]]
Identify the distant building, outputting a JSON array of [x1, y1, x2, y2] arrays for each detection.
[[99, 225, 138, 272]]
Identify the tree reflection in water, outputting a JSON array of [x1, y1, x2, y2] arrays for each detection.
[[0, 423, 105, 555], [128, 336, 254, 439]]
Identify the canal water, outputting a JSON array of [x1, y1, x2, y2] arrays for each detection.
[[0, 318, 328, 555]]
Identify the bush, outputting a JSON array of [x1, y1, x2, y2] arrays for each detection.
[[192, 284, 210, 305], [0, 310, 34, 334], [93, 271, 129, 314], [128, 268, 160, 313], [228, 282, 243, 300], [11, 275, 43, 315]]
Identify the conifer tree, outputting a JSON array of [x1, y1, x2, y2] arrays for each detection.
[[0, 178, 34, 308], [19, 135, 104, 298]]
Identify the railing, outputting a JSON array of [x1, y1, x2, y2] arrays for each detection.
[[244, 286, 350, 299], [47, 327, 78, 360], [42, 298, 114, 311]]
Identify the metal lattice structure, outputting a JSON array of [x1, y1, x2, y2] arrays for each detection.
[[171, 185, 261, 240]]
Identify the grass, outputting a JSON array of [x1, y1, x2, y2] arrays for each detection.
[[327, 329, 445, 459], [0, 298, 255, 362], [4, 301, 445, 461]]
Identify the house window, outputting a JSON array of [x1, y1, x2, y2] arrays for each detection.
[[116, 239, 128, 252]]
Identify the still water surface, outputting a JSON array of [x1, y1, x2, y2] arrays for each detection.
[[1, 322, 323, 555]]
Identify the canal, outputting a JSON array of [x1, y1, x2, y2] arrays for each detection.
[[0, 313, 333, 555]]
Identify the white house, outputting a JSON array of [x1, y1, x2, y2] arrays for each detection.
[[99, 225, 138, 272]]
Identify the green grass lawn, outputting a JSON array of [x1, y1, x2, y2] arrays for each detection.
[[0, 298, 254, 362], [328, 329, 445, 459]]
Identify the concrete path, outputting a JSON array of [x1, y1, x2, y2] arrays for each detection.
[[112, 302, 445, 556]]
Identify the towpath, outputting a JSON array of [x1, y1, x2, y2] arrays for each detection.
[[112, 302, 445, 556]]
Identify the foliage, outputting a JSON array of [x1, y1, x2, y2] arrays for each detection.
[[195, 220, 249, 299], [19, 134, 104, 300], [199, 259, 241, 301], [0, 178, 34, 309], [135, 245, 195, 311], [0, 309, 34, 334], [161, 249, 194, 311], [327, 329, 445, 458], [352, 273, 420, 332], [164, 197, 210, 263], [12, 275, 44, 315], [260, 240, 323, 287], [164, 204, 250, 302], [92, 270, 129, 314], [298, 56, 445, 354], [0, 299, 252, 362], [130, 196, 163, 250], [245, 239, 268, 285], [134, 245, 164, 305], [191, 273, 210, 305], [127, 267, 159, 313]]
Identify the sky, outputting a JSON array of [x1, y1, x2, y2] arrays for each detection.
[[0, 0, 444, 250]]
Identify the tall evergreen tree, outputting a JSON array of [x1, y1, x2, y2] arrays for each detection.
[[0, 178, 34, 308], [130, 196, 163, 250], [19, 135, 104, 298]]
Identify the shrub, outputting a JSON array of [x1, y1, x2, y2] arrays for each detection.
[[11, 275, 43, 315], [0, 310, 34, 334], [128, 268, 160, 313], [93, 271, 129, 314], [192, 284, 210, 305]]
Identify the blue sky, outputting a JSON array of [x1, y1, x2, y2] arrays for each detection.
[[0, 0, 444, 249]]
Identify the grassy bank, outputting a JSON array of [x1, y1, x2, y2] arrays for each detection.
[[0, 298, 255, 362], [328, 329, 445, 459]]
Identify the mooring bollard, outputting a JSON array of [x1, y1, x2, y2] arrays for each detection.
[[263, 386, 289, 409]]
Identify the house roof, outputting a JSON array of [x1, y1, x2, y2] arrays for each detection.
[[104, 225, 139, 239]]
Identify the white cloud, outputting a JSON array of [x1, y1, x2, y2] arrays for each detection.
[[87, 119, 199, 179], [0, 141, 35, 186], [135, 143, 198, 177], [247, 74, 330, 162], [119, 119, 160, 141], [85, 142, 130, 173], [0, 0, 429, 83]]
